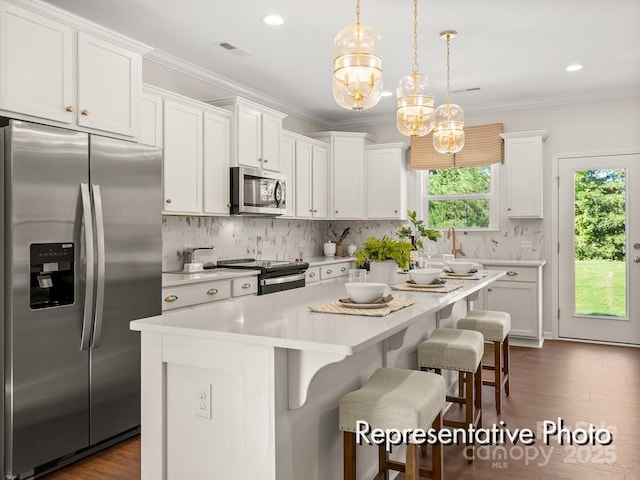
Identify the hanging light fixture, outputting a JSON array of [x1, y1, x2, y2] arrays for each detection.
[[433, 30, 465, 154], [333, 0, 383, 112], [396, 0, 435, 137]]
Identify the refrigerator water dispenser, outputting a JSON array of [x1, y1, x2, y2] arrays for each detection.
[[30, 243, 74, 309]]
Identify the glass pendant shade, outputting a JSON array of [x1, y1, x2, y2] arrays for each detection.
[[433, 102, 465, 154], [396, 73, 435, 137], [333, 23, 383, 112]]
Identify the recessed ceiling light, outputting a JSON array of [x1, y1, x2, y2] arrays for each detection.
[[565, 64, 583, 72], [263, 15, 284, 26], [381, 91, 393, 97]]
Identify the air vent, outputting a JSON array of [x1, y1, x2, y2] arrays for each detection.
[[218, 42, 251, 58], [452, 87, 481, 93]]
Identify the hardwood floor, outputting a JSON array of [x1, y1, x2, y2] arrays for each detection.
[[41, 340, 640, 480]]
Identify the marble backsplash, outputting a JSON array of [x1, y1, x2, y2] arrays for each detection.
[[163, 215, 544, 270]]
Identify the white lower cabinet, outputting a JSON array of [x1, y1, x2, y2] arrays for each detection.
[[320, 262, 352, 282], [162, 275, 258, 311], [481, 264, 544, 346], [305, 266, 320, 285]]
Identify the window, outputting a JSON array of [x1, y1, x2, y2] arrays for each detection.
[[423, 164, 499, 230]]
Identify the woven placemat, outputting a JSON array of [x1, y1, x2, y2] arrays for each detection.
[[440, 272, 488, 281], [391, 282, 464, 293], [308, 297, 416, 317]]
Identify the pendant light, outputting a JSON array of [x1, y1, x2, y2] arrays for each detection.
[[433, 30, 465, 154], [333, 0, 383, 112], [396, 0, 435, 137]]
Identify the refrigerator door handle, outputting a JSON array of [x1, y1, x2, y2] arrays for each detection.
[[80, 183, 95, 351], [91, 184, 106, 348]]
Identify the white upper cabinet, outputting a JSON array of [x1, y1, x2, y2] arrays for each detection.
[[0, 0, 148, 138], [163, 100, 203, 214], [365, 143, 407, 220], [311, 144, 329, 219], [501, 130, 548, 218], [293, 135, 328, 219], [308, 131, 375, 220], [76, 32, 139, 136], [203, 112, 231, 215], [149, 86, 232, 216], [210, 97, 287, 172], [280, 132, 296, 218]]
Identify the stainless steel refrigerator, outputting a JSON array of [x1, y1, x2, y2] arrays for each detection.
[[0, 120, 162, 479]]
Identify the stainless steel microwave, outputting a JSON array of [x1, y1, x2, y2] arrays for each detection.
[[230, 166, 287, 216]]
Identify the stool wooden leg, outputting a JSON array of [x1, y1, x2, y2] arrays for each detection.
[[475, 360, 483, 427], [503, 335, 511, 397], [344, 431, 356, 480], [465, 371, 474, 463], [493, 340, 502, 413], [378, 445, 389, 479], [431, 412, 443, 480], [458, 370, 465, 400], [405, 443, 419, 480]]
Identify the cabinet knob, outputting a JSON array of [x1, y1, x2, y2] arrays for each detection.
[[81, 109, 89, 116], [487, 288, 492, 292], [206, 288, 218, 295], [65, 106, 74, 113], [327, 269, 332, 274], [394, 210, 398, 214], [166, 199, 172, 204], [335, 210, 339, 214], [340, 267, 346, 272], [506, 271, 518, 276], [309, 272, 316, 277], [263, 158, 269, 163], [164, 295, 178, 302], [309, 209, 313, 212], [241, 283, 251, 289], [226, 203, 231, 208], [507, 207, 512, 211], [313, 209, 318, 213]]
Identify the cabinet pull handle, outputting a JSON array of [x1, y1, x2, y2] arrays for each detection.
[[241, 283, 251, 289], [164, 295, 178, 302], [309, 272, 316, 277], [327, 269, 332, 274], [166, 199, 172, 204], [506, 271, 518, 276], [65, 106, 74, 112], [81, 109, 89, 116], [340, 267, 346, 272], [206, 288, 218, 295]]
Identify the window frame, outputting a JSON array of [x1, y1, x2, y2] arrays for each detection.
[[418, 163, 500, 232]]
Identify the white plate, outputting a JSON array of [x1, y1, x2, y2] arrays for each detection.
[[444, 272, 476, 277], [338, 296, 393, 309], [404, 282, 446, 289]]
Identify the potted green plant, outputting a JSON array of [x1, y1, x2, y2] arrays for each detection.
[[323, 226, 350, 256], [355, 236, 414, 283], [396, 210, 441, 250]]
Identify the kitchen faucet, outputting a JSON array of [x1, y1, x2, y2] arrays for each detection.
[[447, 227, 464, 257], [183, 246, 216, 264]]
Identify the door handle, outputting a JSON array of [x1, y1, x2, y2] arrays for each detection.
[[80, 184, 95, 351], [91, 184, 106, 349], [634, 256, 640, 263]]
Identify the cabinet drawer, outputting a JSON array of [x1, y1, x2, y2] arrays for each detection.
[[232, 276, 258, 297], [320, 262, 350, 280], [162, 279, 231, 311], [483, 265, 538, 283], [306, 266, 320, 284]]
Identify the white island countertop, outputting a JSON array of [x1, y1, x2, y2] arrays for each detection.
[[132, 270, 505, 356]]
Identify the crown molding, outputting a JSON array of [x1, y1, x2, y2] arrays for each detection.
[[144, 49, 331, 129]]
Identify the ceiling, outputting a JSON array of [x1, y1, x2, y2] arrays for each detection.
[[47, 0, 640, 128]]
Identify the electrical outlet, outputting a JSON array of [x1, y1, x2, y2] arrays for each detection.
[[195, 382, 211, 419], [521, 240, 533, 248]]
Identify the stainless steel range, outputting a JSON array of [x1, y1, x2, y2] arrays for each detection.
[[216, 258, 309, 295]]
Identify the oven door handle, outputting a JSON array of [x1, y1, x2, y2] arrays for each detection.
[[260, 272, 306, 286]]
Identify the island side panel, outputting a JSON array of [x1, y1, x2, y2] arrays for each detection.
[[140, 332, 165, 480], [155, 334, 276, 479]]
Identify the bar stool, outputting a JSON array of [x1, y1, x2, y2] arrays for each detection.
[[418, 328, 483, 460], [339, 368, 446, 480], [457, 310, 511, 413]]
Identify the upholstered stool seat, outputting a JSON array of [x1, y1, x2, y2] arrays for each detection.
[[457, 310, 511, 413], [340, 368, 446, 480], [418, 328, 483, 461]]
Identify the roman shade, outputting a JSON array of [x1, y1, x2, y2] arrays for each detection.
[[410, 123, 504, 169]]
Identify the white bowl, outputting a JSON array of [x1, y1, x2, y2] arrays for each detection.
[[409, 268, 442, 285], [449, 261, 475, 274], [345, 282, 387, 304]]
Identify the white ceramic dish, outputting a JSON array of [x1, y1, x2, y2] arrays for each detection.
[[338, 295, 393, 309], [344, 282, 387, 304], [409, 268, 442, 285], [448, 261, 475, 274]]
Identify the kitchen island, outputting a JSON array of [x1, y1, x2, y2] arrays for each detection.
[[131, 271, 505, 480]]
